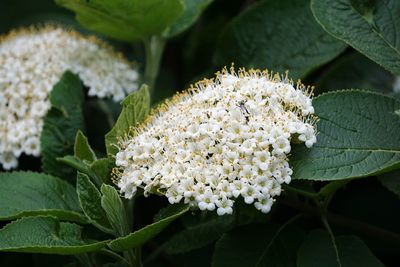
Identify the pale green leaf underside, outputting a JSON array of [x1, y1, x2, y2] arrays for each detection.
[[56, 0, 184, 42], [0, 172, 85, 223], [108, 204, 189, 251], [0, 216, 107, 254], [311, 0, 400, 75], [214, 0, 346, 79], [297, 230, 385, 267], [291, 90, 400, 181]]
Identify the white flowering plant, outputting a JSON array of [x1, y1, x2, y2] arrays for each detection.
[[0, 0, 400, 267]]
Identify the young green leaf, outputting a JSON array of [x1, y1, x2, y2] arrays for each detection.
[[74, 130, 96, 163], [108, 204, 189, 251], [101, 184, 129, 237], [297, 229, 385, 267], [212, 223, 304, 267], [105, 84, 151, 156], [76, 172, 113, 234], [311, 0, 400, 75], [90, 157, 114, 184], [58, 155, 103, 187], [291, 90, 400, 180], [214, 0, 346, 79], [41, 71, 85, 181], [55, 0, 184, 42], [0, 172, 85, 223], [0, 216, 107, 254], [165, 0, 213, 37]]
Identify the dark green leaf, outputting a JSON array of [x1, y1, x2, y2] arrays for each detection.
[[297, 229, 385, 267], [379, 170, 400, 198], [165, 213, 236, 254], [212, 223, 304, 267], [291, 90, 400, 180], [105, 84, 151, 156], [165, 0, 213, 37], [315, 52, 394, 94], [311, 0, 400, 75], [0, 216, 107, 254], [101, 184, 129, 237], [0, 172, 85, 223], [41, 71, 85, 181], [76, 173, 112, 234], [74, 130, 96, 163], [56, 0, 184, 42], [214, 0, 346, 79], [108, 204, 189, 251]]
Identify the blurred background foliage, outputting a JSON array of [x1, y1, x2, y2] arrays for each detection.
[[0, 0, 399, 266]]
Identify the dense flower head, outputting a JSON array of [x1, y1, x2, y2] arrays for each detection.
[[115, 68, 317, 215], [0, 26, 139, 169]]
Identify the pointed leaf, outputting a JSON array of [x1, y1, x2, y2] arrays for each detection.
[[108, 204, 189, 251], [101, 184, 129, 237], [74, 131, 96, 163], [0, 216, 107, 254], [311, 0, 400, 75], [77, 173, 112, 234], [56, 0, 184, 42], [41, 71, 85, 181], [291, 90, 400, 180], [0, 172, 85, 223], [212, 223, 304, 267], [105, 84, 151, 156], [214, 0, 346, 79], [297, 229, 385, 267]]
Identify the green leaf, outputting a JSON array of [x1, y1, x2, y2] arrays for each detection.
[[315, 52, 394, 94], [0, 216, 107, 254], [56, 0, 184, 42], [211, 223, 304, 267], [76, 173, 113, 234], [90, 157, 114, 184], [379, 170, 400, 198], [165, 0, 213, 37], [101, 184, 129, 237], [311, 0, 400, 75], [74, 131, 96, 163], [291, 90, 400, 180], [0, 172, 85, 223], [41, 71, 85, 181], [214, 0, 346, 79], [105, 84, 151, 156], [297, 229, 385, 267], [108, 204, 189, 251], [164, 213, 236, 254]]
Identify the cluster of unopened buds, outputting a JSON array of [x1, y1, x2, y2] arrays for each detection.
[[0, 26, 139, 169], [115, 67, 317, 215]]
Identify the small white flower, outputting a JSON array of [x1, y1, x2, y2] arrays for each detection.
[[114, 68, 317, 215], [0, 26, 139, 169]]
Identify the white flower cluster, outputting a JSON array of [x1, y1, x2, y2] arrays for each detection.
[[115, 68, 317, 215], [0, 26, 139, 169]]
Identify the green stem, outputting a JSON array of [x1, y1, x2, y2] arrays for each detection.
[[283, 184, 319, 199], [321, 213, 342, 267], [97, 99, 115, 129], [100, 249, 130, 266], [143, 35, 166, 94], [135, 247, 143, 267]]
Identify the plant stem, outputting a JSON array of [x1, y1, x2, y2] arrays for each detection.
[[100, 249, 130, 265], [281, 198, 400, 244], [143, 35, 166, 95], [283, 184, 319, 199], [135, 247, 143, 267], [321, 213, 342, 267]]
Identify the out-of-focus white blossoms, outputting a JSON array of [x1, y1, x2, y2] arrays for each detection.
[[0, 26, 139, 169], [114, 68, 317, 215]]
